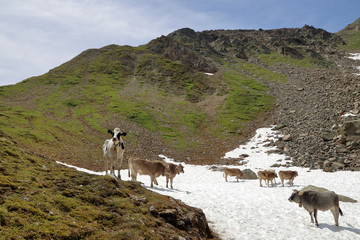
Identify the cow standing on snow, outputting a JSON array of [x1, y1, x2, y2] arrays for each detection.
[[279, 170, 298, 186], [257, 170, 278, 187], [223, 167, 244, 182], [102, 128, 127, 179], [288, 190, 343, 227], [164, 162, 184, 189], [128, 158, 170, 187]]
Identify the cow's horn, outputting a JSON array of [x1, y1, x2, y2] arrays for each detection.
[[299, 191, 304, 196]]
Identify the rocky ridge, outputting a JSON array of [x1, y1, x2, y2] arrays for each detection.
[[165, 25, 360, 171], [268, 63, 360, 171]]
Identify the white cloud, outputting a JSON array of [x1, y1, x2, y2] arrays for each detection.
[[0, 0, 204, 85], [0, 0, 359, 86]]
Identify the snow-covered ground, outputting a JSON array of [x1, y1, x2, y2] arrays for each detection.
[[349, 53, 360, 76], [58, 128, 360, 240]]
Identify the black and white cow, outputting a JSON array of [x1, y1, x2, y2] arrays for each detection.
[[102, 128, 126, 179], [288, 190, 343, 226]]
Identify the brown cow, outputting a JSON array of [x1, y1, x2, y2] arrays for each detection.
[[223, 167, 244, 182], [257, 170, 278, 187], [163, 163, 184, 189], [279, 170, 298, 186], [128, 158, 170, 187]]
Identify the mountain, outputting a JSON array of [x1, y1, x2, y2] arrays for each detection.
[[1, 18, 360, 238], [0, 24, 351, 170]]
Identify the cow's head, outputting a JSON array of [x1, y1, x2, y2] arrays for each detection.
[[108, 128, 127, 146], [176, 164, 185, 174], [288, 189, 303, 206]]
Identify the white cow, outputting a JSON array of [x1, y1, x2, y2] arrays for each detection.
[[102, 128, 127, 179]]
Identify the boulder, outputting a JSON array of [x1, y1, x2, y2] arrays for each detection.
[[342, 120, 360, 136], [242, 169, 258, 179]]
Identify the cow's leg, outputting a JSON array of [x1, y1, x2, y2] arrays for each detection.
[[166, 176, 169, 188], [113, 157, 119, 179], [104, 156, 109, 175], [259, 179, 262, 187], [154, 178, 159, 185], [117, 151, 124, 179], [150, 175, 155, 187], [109, 157, 115, 176], [131, 172, 137, 182], [313, 209, 319, 226], [116, 157, 122, 180], [330, 207, 339, 226], [170, 178, 173, 189], [281, 179, 284, 186], [308, 211, 314, 224]]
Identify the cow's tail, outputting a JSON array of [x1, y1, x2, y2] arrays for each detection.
[[339, 208, 344, 216]]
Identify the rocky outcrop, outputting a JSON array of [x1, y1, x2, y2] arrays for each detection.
[[267, 64, 360, 171], [167, 25, 345, 63], [150, 197, 216, 239], [147, 35, 218, 73]]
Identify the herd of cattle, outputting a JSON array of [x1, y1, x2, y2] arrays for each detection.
[[102, 128, 344, 227]]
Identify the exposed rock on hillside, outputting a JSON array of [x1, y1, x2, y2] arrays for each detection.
[[148, 35, 218, 73], [267, 64, 360, 171], [168, 25, 345, 64]]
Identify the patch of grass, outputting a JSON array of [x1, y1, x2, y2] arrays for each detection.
[[216, 63, 275, 133], [338, 31, 360, 51], [108, 99, 158, 131], [258, 52, 324, 68], [236, 61, 288, 82]]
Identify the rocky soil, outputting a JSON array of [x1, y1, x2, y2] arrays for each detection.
[[266, 59, 360, 171]]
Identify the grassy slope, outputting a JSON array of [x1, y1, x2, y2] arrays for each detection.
[[337, 17, 360, 51], [0, 132, 216, 239], [0, 44, 287, 168]]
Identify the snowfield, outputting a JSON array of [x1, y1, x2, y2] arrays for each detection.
[[58, 127, 360, 240]]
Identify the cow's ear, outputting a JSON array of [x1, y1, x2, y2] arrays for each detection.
[[108, 129, 114, 136], [121, 132, 127, 136]]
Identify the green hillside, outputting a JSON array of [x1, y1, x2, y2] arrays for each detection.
[[337, 17, 360, 51], [0, 25, 346, 170]]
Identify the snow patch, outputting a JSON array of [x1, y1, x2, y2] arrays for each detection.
[[57, 128, 360, 240], [349, 53, 360, 60], [348, 53, 360, 75]]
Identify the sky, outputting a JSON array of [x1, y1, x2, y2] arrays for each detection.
[[58, 127, 360, 240], [0, 0, 359, 86]]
